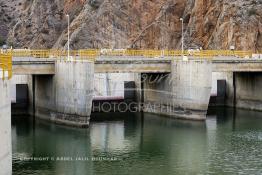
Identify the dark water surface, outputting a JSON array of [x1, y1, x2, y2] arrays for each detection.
[[12, 108, 262, 175]]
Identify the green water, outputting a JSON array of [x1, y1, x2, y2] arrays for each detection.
[[12, 108, 262, 175]]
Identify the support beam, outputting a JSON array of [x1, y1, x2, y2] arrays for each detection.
[[12, 57, 262, 74], [13, 64, 55, 75], [0, 80, 12, 174]]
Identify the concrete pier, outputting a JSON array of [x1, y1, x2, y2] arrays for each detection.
[[55, 61, 94, 126], [35, 61, 94, 127], [211, 72, 234, 106], [235, 72, 262, 111], [143, 60, 212, 120], [171, 60, 212, 120], [211, 72, 262, 111], [0, 80, 12, 175]]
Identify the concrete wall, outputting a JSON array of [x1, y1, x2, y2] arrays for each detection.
[[34, 61, 94, 127], [94, 73, 136, 97], [143, 73, 173, 105], [134, 74, 142, 102], [10, 75, 29, 103], [0, 80, 12, 175], [9, 75, 34, 115], [35, 75, 56, 117], [211, 72, 234, 106], [143, 60, 212, 120], [235, 72, 262, 111], [210, 72, 262, 111]]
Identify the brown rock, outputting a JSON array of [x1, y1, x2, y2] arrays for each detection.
[[1, 0, 261, 51]]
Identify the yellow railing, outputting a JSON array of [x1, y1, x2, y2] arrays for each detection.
[[7, 49, 256, 59], [0, 53, 12, 80]]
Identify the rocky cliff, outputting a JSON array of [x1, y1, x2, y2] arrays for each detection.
[[1, 0, 261, 51]]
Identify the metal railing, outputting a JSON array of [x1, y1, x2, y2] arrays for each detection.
[[7, 49, 256, 60], [0, 53, 12, 80]]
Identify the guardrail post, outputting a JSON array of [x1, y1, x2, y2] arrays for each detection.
[[0, 53, 12, 80]]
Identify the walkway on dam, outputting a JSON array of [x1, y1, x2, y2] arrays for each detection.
[[1, 49, 262, 75], [5, 49, 262, 74]]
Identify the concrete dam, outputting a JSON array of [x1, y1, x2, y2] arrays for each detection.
[[12, 58, 214, 127], [2, 49, 262, 127], [12, 59, 212, 126], [4, 50, 262, 127], [1, 49, 262, 174]]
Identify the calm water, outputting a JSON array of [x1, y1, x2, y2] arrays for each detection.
[[12, 107, 262, 175]]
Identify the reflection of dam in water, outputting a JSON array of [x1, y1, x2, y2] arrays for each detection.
[[90, 116, 143, 153], [90, 113, 143, 152], [12, 113, 144, 175], [11, 108, 262, 174], [90, 121, 126, 151], [11, 112, 208, 174]]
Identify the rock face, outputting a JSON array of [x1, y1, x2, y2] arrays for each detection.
[[0, 0, 24, 43], [1, 0, 262, 51]]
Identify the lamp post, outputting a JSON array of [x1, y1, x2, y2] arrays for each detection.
[[66, 14, 70, 61], [180, 18, 184, 60]]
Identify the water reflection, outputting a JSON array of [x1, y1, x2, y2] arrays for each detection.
[[12, 108, 262, 175], [206, 107, 262, 174], [90, 121, 126, 152]]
